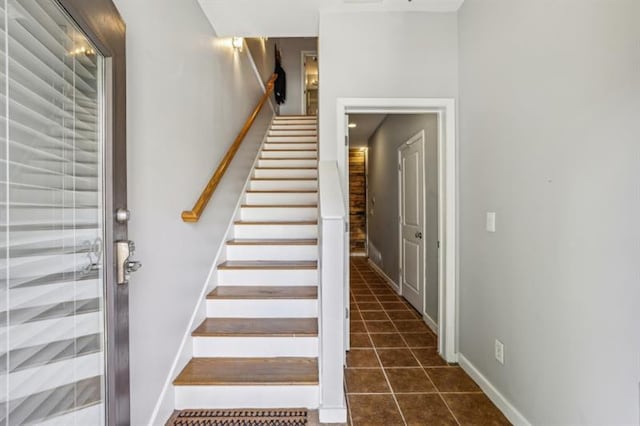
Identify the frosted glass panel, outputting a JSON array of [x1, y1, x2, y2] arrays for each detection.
[[0, 0, 107, 424]]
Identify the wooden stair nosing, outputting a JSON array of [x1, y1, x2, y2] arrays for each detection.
[[246, 191, 317, 195], [207, 285, 318, 300], [251, 177, 317, 181], [217, 260, 318, 270], [173, 357, 319, 386], [241, 204, 317, 208], [259, 157, 318, 161], [192, 317, 318, 337], [234, 220, 318, 225], [227, 238, 318, 246]]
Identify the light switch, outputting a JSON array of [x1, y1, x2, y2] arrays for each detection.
[[486, 212, 496, 232]]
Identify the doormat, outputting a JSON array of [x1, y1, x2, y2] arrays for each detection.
[[168, 409, 308, 426]]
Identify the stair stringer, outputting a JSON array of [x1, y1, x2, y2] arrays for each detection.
[[148, 116, 274, 426]]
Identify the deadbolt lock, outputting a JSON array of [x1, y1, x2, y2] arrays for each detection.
[[116, 240, 142, 285]]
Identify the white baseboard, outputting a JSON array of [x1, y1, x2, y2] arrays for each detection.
[[367, 259, 400, 293], [458, 354, 531, 426], [319, 406, 348, 424], [422, 312, 438, 335]]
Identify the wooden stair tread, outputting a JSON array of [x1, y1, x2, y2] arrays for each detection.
[[173, 357, 319, 386], [262, 149, 318, 152], [251, 178, 317, 181], [208, 286, 318, 300], [241, 204, 317, 208], [255, 167, 317, 170], [227, 239, 317, 245], [218, 260, 317, 270], [246, 190, 317, 193], [234, 220, 318, 225], [193, 318, 318, 337]]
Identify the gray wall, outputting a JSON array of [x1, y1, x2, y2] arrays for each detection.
[[458, 0, 640, 423], [112, 0, 271, 423], [318, 11, 458, 174], [367, 114, 439, 322]]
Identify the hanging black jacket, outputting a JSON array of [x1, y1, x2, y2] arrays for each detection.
[[274, 63, 286, 105]]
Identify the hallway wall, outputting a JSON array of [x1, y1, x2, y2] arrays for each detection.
[[367, 115, 439, 323], [458, 0, 640, 423], [112, 0, 272, 423], [318, 11, 458, 179]]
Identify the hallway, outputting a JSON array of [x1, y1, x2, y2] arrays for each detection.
[[346, 258, 509, 425]]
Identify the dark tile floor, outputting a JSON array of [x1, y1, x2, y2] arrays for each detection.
[[346, 258, 510, 426]]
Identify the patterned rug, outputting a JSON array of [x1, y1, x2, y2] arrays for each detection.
[[168, 409, 308, 426]]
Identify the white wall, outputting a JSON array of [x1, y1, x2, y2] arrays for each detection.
[[274, 37, 318, 116], [458, 0, 640, 423], [112, 0, 271, 424], [367, 114, 439, 322], [318, 11, 458, 172], [246, 37, 276, 86]]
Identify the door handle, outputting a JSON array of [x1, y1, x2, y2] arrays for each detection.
[[116, 240, 142, 285], [415, 231, 423, 239]]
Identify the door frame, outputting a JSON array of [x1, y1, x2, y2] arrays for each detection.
[[300, 50, 317, 115], [397, 130, 426, 315], [337, 98, 458, 362], [57, 1, 129, 424]]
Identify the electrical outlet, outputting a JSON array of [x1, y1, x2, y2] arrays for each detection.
[[495, 339, 505, 365]]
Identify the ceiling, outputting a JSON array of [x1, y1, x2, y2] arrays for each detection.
[[197, 0, 465, 37], [348, 114, 387, 148]]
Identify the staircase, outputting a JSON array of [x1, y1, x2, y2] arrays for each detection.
[[173, 115, 320, 409]]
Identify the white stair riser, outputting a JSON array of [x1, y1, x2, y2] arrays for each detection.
[[273, 118, 316, 124], [261, 150, 317, 159], [226, 244, 318, 261], [240, 206, 317, 221], [254, 169, 317, 179], [258, 159, 317, 168], [249, 180, 317, 191], [206, 299, 317, 317], [245, 192, 317, 204], [267, 136, 317, 143], [269, 130, 316, 136], [193, 336, 318, 357], [270, 124, 316, 131], [175, 386, 319, 409], [264, 143, 317, 150], [218, 269, 317, 286], [233, 224, 318, 239]]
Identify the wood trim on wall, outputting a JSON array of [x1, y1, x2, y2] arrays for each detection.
[[349, 148, 367, 253]]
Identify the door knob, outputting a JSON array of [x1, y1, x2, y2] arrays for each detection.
[[415, 231, 423, 239]]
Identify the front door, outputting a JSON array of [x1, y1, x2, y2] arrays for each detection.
[[0, 0, 130, 424], [398, 131, 425, 313]]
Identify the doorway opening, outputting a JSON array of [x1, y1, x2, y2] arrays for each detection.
[[347, 114, 440, 332], [340, 98, 457, 362], [301, 51, 318, 115]]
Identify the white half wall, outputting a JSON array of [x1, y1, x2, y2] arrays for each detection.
[[318, 11, 458, 172], [111, 0, 271, 424], [458, 0, 640, 423]]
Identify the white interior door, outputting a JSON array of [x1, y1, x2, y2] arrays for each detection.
[[399, 132, 425, 313]]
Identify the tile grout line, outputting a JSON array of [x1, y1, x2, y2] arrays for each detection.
[[352, 258, 470, 425], [355, 264, 408, 426]]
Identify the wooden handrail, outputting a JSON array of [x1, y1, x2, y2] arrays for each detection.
[[182, 73, 278, 222]]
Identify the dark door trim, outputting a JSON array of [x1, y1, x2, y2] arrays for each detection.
[[55, 1, 129, 425]]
